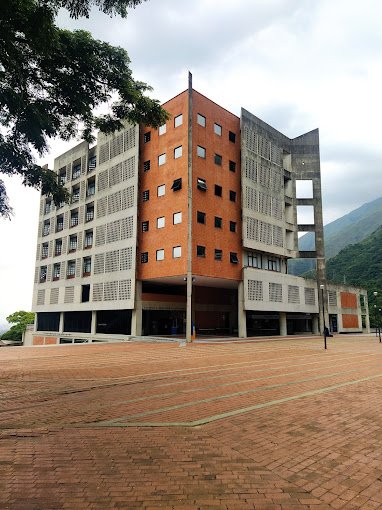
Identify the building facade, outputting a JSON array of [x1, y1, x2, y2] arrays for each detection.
[[28, 78, 369, 345]]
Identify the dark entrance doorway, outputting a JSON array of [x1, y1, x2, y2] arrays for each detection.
[[142, 310, 186, 336]]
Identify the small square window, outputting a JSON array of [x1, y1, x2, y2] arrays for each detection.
[[229, 160, 236, 172], [141, 252, 148, 263], [174, 114, 183, 127], [172, 178, 182, 191], [157, 184, 165, 197], [173, 246, 181, 258], [215, 249, 222, 261], [142, 221, 149, 232], [197, 245, 206, 257], [173, 212, 182, 224], [214, 154, 222, 166], [229, 221, 236, 233], [197, 113, 206, 127], [156, 249, 165, 261], [197, 145, 206, 158], [144, 132, 151, 143], [229, 190, 237, 202], [158, 153, 166, 166], [230, 252, 239, 264], [142, 190, 150, 201], [215, 185, 222, 197], [158, 124, 166, 136], [197, 178, 207, 191], [214, 123, 222, 136], [229, 131, 236, 143], [197, 211, 206, 224], [174, 146, 183, 159], [143, 160, 151, 172], [157, 216, 165, 229], [214, 216, 222, 228]]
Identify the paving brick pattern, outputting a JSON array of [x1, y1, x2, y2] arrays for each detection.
[[1, 335, 382, 509]]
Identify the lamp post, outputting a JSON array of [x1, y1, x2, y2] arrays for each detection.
[[320, 284, 327, 350], [373, 292, 379, 338]]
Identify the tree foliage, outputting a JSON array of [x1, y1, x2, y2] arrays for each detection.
[[1, 310, 35, 341], [0, 0, 169, 218]]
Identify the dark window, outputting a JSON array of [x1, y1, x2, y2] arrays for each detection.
[[229, 221, 237, 233], [81, 285, 90, 303], [37, 312, 60, 332], [197, 211, 206, 224], [83, 257, 91, 275], [84, 230, 93, 248], [86, 178, 95, 197], [64, 311, 92, 333], [142, 221, 149, 232], [197, 245, 206, 257], [72, 163, 81, 179], [215, 249, 222, 261], [40, 266, 47, 282], [69, 235, 77, 251], [229, 160, 236, 172], [214, 154, 222, 166], [197, 178, 207, 191], [86, 204, 94, 222], [143, 160, 150, 171], [141, 252, 148, 263], [215, 185, 222, 197], [53, 263, 60, 280], [41, 243, 48, 258], [70, 211, 79, 227], [229, 190, 237, 202], [142, 190, 150, 201], [55, 239, 62, 256], [230, 252, 239, 264], [96, 309, 132, 335], [229, 131, 236, 143], [88, 155, 97, 171], [171, 178, 182, 191], [144, 131, 151, 143], [56, 215, 64, 231], [214, 216, 222, 228]]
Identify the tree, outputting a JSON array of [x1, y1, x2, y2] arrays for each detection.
[[0, 0, 169, 218], [1, 310, 35, 341]]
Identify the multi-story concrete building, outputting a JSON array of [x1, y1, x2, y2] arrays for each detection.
[[28, 76, 369, 345]]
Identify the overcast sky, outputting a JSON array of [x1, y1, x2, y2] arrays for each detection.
[[1, 0, 381, 329]]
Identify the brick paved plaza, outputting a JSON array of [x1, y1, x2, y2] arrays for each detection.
[[2, 334, 382, 509]]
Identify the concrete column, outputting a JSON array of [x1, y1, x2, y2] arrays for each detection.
[[312, 315, 319, 334], [131, 280, 142, 336], [91, 310, 96, 337], [186, 277, 193, 342], [59, 312, 64, 333], [238, 281, 247, 338], [279, 312, 287, 336]]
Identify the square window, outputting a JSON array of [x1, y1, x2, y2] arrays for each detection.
[[215, 249, 222, 261], [215, 185, 222, 197], [197, 113, 206, 127], [230, 252, 239, 264], [173, 246, 181, 258], [214, 154, 222, 166], [174, 114, 183, 127], [171, 178, 182, 191], [173, 212, 182, 224], [197, 178, 207, 191], [229, 160, 236, 172], [229, 131, 236, 143], [158, 153, 166, 166], [156, 249, 165, 261], [158, 124, 166, 135], [144, 131, 151, 143], [214, 216, 222, 228], [229, 190, 237, 202], [197, 245, 206, 257], [214, 123, 222, 136], [143, 160, 151, 172], [157, 184, 165, 197], [197, 145, 206, 158], [142, 220, 149, 232], [174, 146, 183, 159], [197, 211, 206, 224], [141, 252, 148, 263], [142, 190, 150, 201], [157, 216, 165, 229], [229, 221, 236, 233]]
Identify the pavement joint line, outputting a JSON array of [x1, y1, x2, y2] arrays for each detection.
[[81, 372, 382, 429], [87, 367, 382, 426]]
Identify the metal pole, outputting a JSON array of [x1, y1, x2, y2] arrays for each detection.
[[320, 285, 327, 350]]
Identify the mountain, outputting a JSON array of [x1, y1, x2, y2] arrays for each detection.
[[289, 196, 382, 275]]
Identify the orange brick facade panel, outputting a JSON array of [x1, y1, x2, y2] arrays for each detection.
[[340, 292, 358, 309], [192, 91, 242, 281], [342, 314, 359, 329], [33, 336, 58, 345]]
